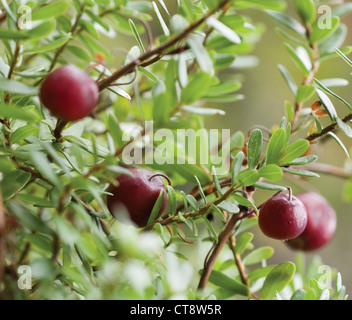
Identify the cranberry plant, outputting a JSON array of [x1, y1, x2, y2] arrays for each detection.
[[0, 0, 351, 300]]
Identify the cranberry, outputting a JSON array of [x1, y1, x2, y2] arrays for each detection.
[[107, 168, 168, 228], [40, 65, 99, 122], [286, 192, 337, 251], [259, 193, 307, 240]]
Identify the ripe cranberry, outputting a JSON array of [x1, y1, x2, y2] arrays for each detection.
[[40, 65, 99, 122], [107, 168, 168, 228], [286, 192, 336, 251], [259, 193, 307, 240]]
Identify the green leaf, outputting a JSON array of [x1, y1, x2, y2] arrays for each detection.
[[247, 129, 263, 170], [296, 85, 315, 103], [146, 189, 165, 228], [336, 118, 352, 138], [152, 1, 169, 36], [211, 204, 227, 223], [30, 151, 61, 188], [266, 128, 287, 165], [247, 266, 275, 283], [279, 140, 310, 165], [328, 132, 350, 158], [202, 216, 218, 242], [236, 170, 260, 187], [291, 289, 306, 300], [207, 270, 249, 297], [0, 103, 38, 121], [294, 0, 315, 23], [261, 262, 296, 300], [282, 167, 320, 178], [243, 246, 274, 266], [181, 73, 212, 104], [10, 125, 39, 144], [332, 3, 352, 18], [235, 232, 254, 255], [314, 78, 352, 111], [267, 11, 306, 37], [187, 34, 213, 74], [32, 1, 70, 20], [85, 10, 110, 31], [27, 21, 56, 39], [7, 202, 52, 235], [232, 193, 258, 215], [0, 28, 30, 40], [217, 200, 240, 214], [186, 194, 199, 212], [310, 17, 340, 44], [65, 136, 110, 158], [204, 81, 242, 97], [258, 164, 283, 182], [211, 166, 223, 196], [166, 185, 177, 216], [285, 100, 295, 122], [319, 25, 347, 55], [17, 193, 55, 208], [284, 44, 310, 76], [107, 114, 123, 148], [0, 79, 38, 95], [24, 34, 72, 54], [231, 151, 244, 185], [129, 19, 146, 53], [67, 45, 91, 61], [182, 105, 225, 116], [254, 181, 287, 191], [278, 64, 297, 95], [334, 48, 352, 67], [236, 0, 286, 11], [206, 16, 241, 44], [157, 0, 171, 18], [80, 20, 99, 39], [287, 155, 318, 166], [316, 88, 338, 120], [1, 170, 31, 201], [319, 78, 349, 88]]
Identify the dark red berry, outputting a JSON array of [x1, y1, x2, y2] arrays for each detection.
[[259, 193, 307, 240], [40, 64, 99, 122], [286, 192, 336, 251], [107, 168, 168, 228]]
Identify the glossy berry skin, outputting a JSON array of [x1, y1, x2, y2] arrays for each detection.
[[286, 192, 336, 251], [40, 65, 99, 122], [107, 168, 167, 228], [259, 193, 307, 240]]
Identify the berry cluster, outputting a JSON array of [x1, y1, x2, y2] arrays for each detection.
[[259, 191, 336, 251]]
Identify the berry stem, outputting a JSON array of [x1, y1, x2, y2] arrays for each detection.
[[287, 187, 293, 202], [148, 173, 172, 186], [54, 118, 68, 141]]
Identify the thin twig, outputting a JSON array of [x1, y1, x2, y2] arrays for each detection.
[[198, 212, 245, 290], [305, 112, 352, 141], [98, 0, 230, 91]]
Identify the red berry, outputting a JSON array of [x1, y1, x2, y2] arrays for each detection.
[[40, 65, 99, 122], [259, 193, 307, 240], [107, 168, 168, 228], [286, 192, 336, 251]]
